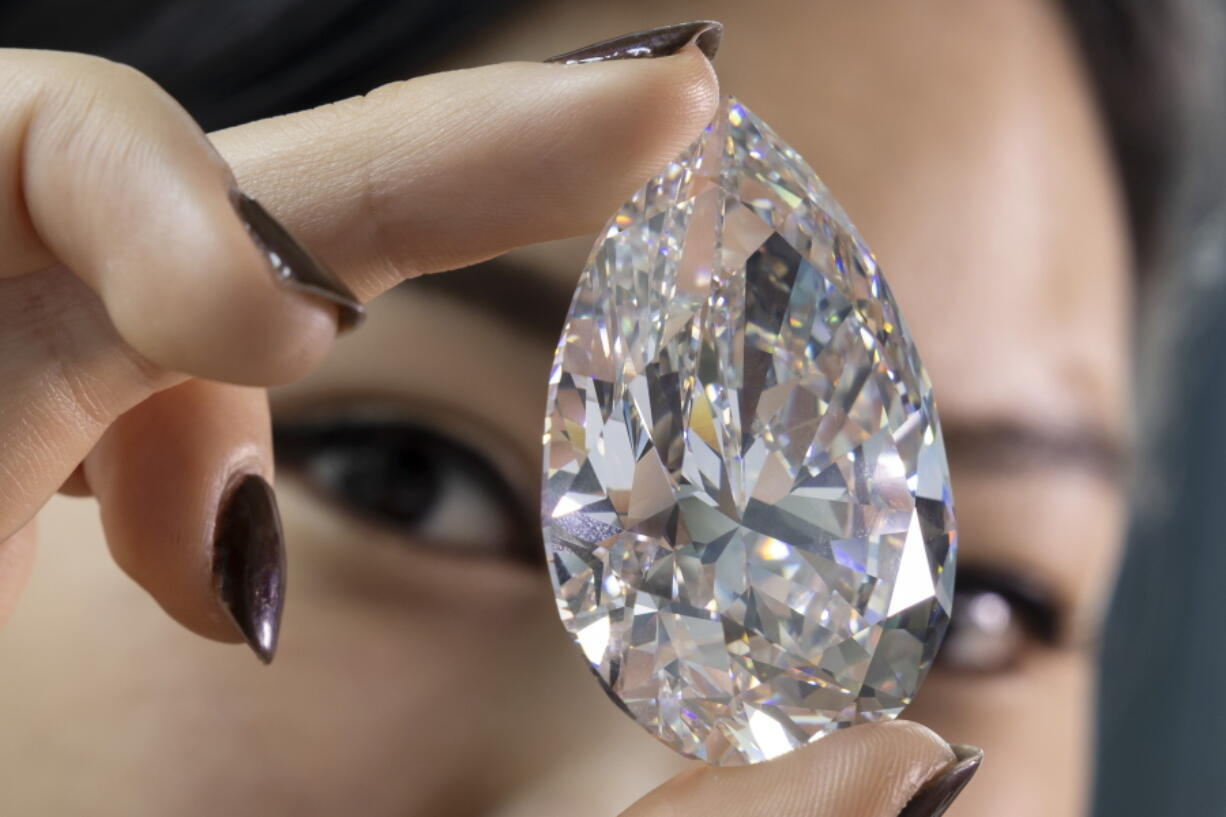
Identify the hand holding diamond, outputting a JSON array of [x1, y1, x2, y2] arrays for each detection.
[[0, 20, 987, 817], [0, 31, 720, 648]]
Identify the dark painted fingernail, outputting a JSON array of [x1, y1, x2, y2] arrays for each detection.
[[897, 743, 984, 817], [213, 474, 286, 665], [545, 20, 722, 64], [232, 190, 365, 332]]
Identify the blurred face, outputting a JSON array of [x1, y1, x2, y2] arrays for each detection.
[[1, 1, 1130, 816]]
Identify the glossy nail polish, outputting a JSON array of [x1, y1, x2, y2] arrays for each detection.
[[233, 190, 365, 332], [897, 744, 984, 817], [213, 474, 286, 664], [545, 20, 722, 64]]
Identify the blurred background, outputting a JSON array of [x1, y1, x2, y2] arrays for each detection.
[[2, 1, 1225, 815]]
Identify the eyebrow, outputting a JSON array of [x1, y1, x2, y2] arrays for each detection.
[[941, 420, 1128, 484], [402, 259, 1130, 485]]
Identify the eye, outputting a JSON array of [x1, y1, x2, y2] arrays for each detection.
[[273, 410, 539, 563], [936, 565, 1062, 674]]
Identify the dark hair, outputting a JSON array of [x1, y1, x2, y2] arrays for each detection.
[[0, 0, 529, 131], [1058, 0, 1183, 276], [1076, 0, 1226, 814]]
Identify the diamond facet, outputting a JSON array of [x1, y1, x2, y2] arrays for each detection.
[[542, 96, 956, 766]]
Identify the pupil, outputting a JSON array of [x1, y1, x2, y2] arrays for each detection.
[[329, 443, 440, 527], [275, 422, 446, 529]]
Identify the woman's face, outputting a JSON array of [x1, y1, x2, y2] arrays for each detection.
[[1, 1, 1131, 815]]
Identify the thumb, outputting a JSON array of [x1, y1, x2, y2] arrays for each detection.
[[620, 722, 981, 817]]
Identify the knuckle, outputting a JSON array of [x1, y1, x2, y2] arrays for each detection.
[[22, 55, 169, 174], [57, 53, 161, 104], [31, 53, 146, 112]]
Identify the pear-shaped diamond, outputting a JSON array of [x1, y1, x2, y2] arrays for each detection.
[[542, 96, 956, 766]]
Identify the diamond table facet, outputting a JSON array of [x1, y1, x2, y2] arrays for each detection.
[[542, 96, 956, 766]]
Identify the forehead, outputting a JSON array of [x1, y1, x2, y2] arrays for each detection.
[[723, 1, 1133, 438]]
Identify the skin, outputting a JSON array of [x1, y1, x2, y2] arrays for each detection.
[[0, 0, 1129, 815]]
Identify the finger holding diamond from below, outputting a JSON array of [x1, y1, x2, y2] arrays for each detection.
[[620, 721, 979, 817]]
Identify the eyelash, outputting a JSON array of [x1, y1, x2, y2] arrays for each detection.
[[935, 565, 1063, 674], [272, 413, 540, 564], [270, 404, 1064, 675]]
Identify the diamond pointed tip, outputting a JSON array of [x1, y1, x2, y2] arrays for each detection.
[[543, 97, 955, 766]]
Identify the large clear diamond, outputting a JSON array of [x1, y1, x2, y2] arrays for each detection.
[[542, 96, 956, 766]]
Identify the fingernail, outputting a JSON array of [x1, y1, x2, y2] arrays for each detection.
[[897, 744, 984, 817], [545, 20, 723, 64], [232, 190, 365, 332], [213, 474, 286, 665]]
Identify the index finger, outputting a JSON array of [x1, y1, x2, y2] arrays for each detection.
[[210, 48, 720, 299]]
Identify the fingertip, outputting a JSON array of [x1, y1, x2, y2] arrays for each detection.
[[676, 43, 723, 119], [623, 721, 957, 817], [87, 380, 277, 648], [231, 190, 366, 334], [565, 46, 721, 175], [853, 720, 959, 794], [631, 46, 722, 175], [517, 49, 721, 236]]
